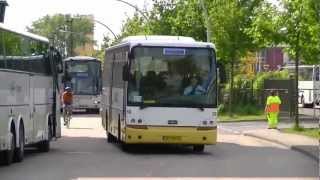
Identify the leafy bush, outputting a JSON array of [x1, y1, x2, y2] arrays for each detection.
[[219, 70, 289, 116], [219, 103, 263, 116], [253, 70, 290, 90]]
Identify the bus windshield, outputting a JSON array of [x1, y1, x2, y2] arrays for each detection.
[[128, 47, 217, 108], [299, 67, 313, 81], [65, 61, 101, 95], [285, 66, 314, 81]]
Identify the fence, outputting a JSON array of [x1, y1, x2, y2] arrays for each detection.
[[218, 86, 320, 121]]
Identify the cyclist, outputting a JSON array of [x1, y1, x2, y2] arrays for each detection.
[[62, 86, 73, 126]]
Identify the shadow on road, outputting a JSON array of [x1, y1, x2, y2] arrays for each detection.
[[0, 135, 317, 179]]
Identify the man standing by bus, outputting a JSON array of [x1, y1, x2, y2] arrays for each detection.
[[265, 90, 281, 129], [62, 87, 73, 126]]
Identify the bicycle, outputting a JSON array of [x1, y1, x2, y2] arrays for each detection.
[[63, 105, 72, 128]]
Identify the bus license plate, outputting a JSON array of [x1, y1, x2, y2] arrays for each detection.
[[162, 136, 181, 141]]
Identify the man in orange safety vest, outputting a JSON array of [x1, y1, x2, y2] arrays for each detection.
[[265, 90, 281, 129]]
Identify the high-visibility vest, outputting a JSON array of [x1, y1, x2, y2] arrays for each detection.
[[266, 95, 281, 113]]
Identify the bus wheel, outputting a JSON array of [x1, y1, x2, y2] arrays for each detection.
[[37, 123, 51, 152], [0, 131, 15, 165], [121, 143, 131, 152], [107, 132, 116, 143], [193, 145, 205, 152], [14, 123, 24, 162], [301, 98, 305, 108]]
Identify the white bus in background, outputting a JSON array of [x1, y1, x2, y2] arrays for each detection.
[[0, 24, 62, 165], [283, 65, 320, 107], [101, 36, 218, 152], [62, 56, 102, 113]]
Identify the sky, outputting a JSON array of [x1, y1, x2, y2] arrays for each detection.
[[4, 0, 151, 47]]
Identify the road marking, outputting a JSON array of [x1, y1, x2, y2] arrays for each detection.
[[72, 177, 317, 180], [65, 151, 93, 154]]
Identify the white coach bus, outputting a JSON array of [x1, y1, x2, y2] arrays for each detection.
[[101, 36, 218, 152], [0, 24, 62, 165], [62, 56, 102, 113], [283, 65, 320, 107]]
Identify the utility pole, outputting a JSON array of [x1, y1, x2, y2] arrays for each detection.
[[66, 15, 74, 57]]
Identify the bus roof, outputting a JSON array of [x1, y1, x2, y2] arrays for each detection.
[[0, 23, 49, 43], [107, 35, 215, 51], [64, 56, 99, 61]]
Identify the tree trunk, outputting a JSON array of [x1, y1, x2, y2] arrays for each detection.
[[228, 59, 234, 117], [294, 51, 300, 129]]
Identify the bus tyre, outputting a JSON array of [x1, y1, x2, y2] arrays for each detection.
[[301, 98, 305, 108], [121, 143, 130, 152], [193, 145, 205, 152], [0, 132, 15, 165], [37, 124, 51, 152], [14, 124, 24, 162], [107, 132, 116, 143]]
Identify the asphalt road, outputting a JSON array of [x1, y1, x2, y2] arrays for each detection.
[[0, 115, 318, 180]]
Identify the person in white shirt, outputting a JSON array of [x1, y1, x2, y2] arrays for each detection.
[[183, 77, 205, 96]]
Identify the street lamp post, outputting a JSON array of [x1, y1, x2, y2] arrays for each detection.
[[113, 0, 149, 20], [94, 19, 118, 39]]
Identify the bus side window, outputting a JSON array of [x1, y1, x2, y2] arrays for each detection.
[[316, 67, 320, 81]]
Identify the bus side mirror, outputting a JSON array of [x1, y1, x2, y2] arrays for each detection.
[[54, 50, 63, 73], [217, 61, 226, 83], [122, 64, 129, 81], [62, 72, 71, 83]]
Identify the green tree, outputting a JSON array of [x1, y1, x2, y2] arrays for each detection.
[[208, 0, 262, 116], [245, 1, 283, 48], [117, 0, 207, 42], [278, 0, 320, 128], [27, 14, 94, 57]]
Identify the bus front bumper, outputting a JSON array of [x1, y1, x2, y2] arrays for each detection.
[[124, 126, 217, 145]]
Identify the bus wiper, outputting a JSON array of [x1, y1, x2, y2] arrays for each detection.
[[198, 106, 205, 111]]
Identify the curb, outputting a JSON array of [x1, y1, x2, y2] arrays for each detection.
[[243, 132, 319, 162], [218, 117, 316, 123], [218, 119, 266, 123]]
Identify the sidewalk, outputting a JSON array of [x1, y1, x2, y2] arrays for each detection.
[[243, 129, 319, 161]]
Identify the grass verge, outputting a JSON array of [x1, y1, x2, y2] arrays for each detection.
[[218, 114, 266, 122], [282, 128, 320, 139]]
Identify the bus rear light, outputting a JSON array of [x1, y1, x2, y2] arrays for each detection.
[[127, 125, 148, 129]]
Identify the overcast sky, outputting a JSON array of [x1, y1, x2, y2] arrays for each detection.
[[4, 0, 150, 46]]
